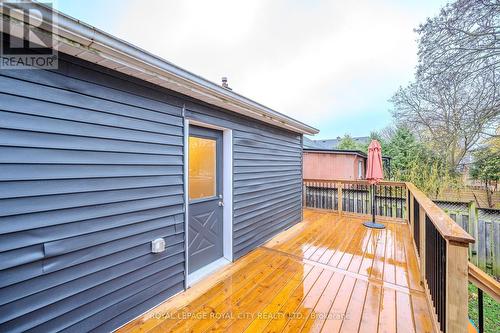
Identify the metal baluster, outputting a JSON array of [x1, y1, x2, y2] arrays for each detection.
[[478, 288, 484, 333], [438, 231, 443, 331], [320, 182, 324, 209], [314, 182, 317, 208], [348, 184, 351, 212], [329, 183, 332, 210], [396, 186, 399, 218], [328, 182, 332, 210], [357, 184, 361, 213], [394, 186, 397, 218], [401, 186, 404, 218]]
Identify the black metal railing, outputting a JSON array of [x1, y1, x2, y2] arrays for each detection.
[[374, 184, 406, 218], [425, 215, 447, 333], [304, 181, 338, 210], [342, 183, 370, 214], [303, 180, 406, 219], [413, 197, 420, 255]]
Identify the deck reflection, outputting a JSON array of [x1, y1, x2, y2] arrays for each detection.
[[118, 209, 435, 333]]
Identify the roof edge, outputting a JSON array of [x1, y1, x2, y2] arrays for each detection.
[[0, 1, 319, 135], [304, 148, 367, 157], [303, 148, 392, 159]]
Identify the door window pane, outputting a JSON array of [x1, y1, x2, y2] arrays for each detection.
[[189, 136, 216, 200]]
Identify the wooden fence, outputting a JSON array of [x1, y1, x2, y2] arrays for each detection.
[[433, 201, 499, 278], [431, 188, 500, 209]]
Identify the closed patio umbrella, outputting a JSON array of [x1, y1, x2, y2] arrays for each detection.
[[363, 140, 385, 229]]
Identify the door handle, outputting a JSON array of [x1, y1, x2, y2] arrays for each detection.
[[218, 201, 224, 207]]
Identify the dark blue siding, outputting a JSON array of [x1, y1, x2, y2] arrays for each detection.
[[0, 52, 303, 332], [0, 55, 185, 332]]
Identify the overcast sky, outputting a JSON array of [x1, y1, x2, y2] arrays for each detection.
[[57, 0, 449, 139]]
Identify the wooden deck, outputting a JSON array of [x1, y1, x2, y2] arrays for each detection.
[[119, 209, 436, 333]]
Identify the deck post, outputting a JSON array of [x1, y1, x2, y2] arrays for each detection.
[[446, 241, 469, 333], [302, 182, 306, 208]]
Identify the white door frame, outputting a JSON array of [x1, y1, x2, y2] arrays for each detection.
[[184, 118, 233, 288]]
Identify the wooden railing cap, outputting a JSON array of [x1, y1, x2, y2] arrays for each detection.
[[405, 182, 475, 244], [468, 262, 500, 303], [303, 178, 407, 186]]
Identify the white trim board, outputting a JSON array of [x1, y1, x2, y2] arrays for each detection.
[[184, 119, 233, 288], [183, 117, 189, 289], [187, 257, 231, 287]]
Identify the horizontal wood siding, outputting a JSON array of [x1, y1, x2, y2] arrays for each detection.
[[0, 55, 185, 332], [303, 151, 365, 180], [184, 104, 303, 260]]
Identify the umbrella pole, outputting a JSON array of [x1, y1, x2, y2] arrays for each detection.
[[363, 184, 385, 229], [372, 184, 375, 223]]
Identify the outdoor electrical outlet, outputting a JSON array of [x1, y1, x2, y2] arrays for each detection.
[[151, 238, 165, 253]]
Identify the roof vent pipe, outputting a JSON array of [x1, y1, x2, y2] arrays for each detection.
[[221, 77, 232, 90]]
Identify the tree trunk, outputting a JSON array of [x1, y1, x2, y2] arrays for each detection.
[[485, 180, 493, 208]]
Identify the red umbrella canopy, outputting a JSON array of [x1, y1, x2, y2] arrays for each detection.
[[365, 140, 384, 185]]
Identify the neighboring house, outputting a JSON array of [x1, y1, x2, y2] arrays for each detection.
[[0, 3, 318, 332], [304, 148, 367, 180], [303, 138, 391, 181]]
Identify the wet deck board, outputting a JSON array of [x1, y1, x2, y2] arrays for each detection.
[[118, 209, 435, 333]]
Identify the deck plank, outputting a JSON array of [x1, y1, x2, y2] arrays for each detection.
[[317, 217, 353, 265], [152, 251, 289, 332], [369, 225, 388, 281], [321, 275, 357, 332], [357, 283, 382, 333], [305, 216, 345, 261], [395, 222, 410, 289], [378, 288, 396, 333], [338, 279, 368, 333], [347, 227, 373, 274], [337, 222, 370, 271], [396, 290, 417, 333], [241, 264, 315, 332], [281, 269, 335, 331], [202, 258, 302, 332], [327, 223, 364, 268], [357, 227, 381, 277], [383, 223, 397, 285], [118, 210, 436, 333], [412, 292, 435, 333], [261, 266, 324, 333], [303, 272, 345, 332]]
